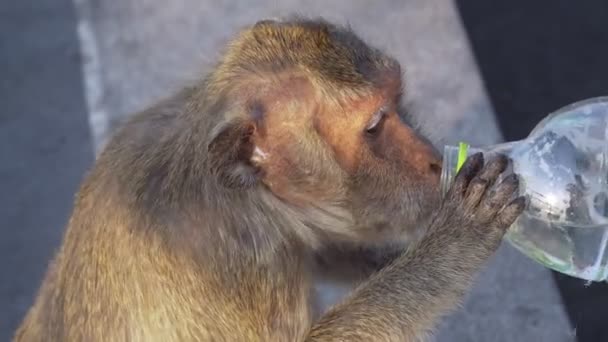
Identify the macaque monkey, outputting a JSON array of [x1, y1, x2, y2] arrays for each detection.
[[15, 17, 524, 341]]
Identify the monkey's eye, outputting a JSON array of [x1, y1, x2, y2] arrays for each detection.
[[364, 108, 388, 137]]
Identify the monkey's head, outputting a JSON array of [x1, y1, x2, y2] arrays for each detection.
[[207, 18, 441, 244]]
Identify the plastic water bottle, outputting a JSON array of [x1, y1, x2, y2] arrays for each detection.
[[440, 97, 608, 282]]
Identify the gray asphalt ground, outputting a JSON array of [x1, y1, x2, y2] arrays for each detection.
[[0, 0, 94, 340], [1, 0, 574, 341]]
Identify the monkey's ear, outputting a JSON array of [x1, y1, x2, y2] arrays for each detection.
[[207, 119, 260, 189]]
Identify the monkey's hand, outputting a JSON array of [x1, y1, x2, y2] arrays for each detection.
[[306, 153, 525, 342], [424, 152, 525, 265]]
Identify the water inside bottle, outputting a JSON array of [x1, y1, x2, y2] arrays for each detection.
[[504, 101, 608, 281], [507, 215, 608, 281]]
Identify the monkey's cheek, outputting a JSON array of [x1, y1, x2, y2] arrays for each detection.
[[259, 177, 309, 207]]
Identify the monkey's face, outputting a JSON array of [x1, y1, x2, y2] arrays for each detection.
[[321, 94, 442, 243], [239, 77, 442, 243]]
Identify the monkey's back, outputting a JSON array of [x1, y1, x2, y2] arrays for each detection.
[[14, 89, 314, 341]]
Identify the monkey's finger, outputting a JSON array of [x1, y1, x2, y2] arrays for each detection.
[[463, 178, 489, 209], [495, 196, 527, 231], [449, 152, 484, 199], [465, 155, 509, 208], [463, 154, 509, 207], [474, 154, 509, 187], [478, 174, 519, 221]]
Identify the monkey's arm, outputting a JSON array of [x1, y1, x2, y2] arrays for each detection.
[[306, 154, 525, 342], [307, 236, 474, 341]]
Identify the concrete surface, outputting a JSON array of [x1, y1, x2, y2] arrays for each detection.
[[74, 0, 573, 341], [0, 0, 575, 340], [0, 0, 94, 340], [75, 0, 503, 152]]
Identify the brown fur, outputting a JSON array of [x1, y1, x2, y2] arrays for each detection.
[[15, 17, 524, 341]]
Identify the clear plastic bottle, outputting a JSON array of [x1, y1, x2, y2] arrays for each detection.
[[440, 97, 608, 282]]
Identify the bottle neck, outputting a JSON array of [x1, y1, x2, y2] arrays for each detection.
[[440, 141, 520, 197], [440, 144, 482, 196]]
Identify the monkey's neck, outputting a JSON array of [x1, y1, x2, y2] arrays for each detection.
[[134, 135, 301, 264]]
